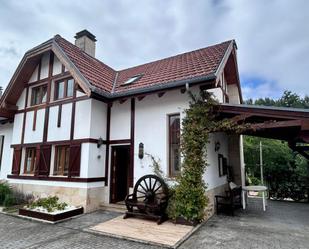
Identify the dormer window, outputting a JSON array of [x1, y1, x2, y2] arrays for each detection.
[[55, 78, 74, 100], [123, 75, 142, 85]]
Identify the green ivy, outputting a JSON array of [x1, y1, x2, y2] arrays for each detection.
[[170, 91, 248, 222]]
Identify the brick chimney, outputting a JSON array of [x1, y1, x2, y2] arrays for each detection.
[[74, 30, 97, 57]]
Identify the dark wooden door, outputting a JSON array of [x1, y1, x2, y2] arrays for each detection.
[[110, 146, 131, 203]]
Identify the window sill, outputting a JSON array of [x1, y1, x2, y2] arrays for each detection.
[[29, 102, 46, 108], [49, 175, 68, 178], [52, 97, 72, 103]]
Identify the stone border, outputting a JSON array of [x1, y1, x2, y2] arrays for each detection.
[[19, 207, 84, 222], [0, 206, 86, 224]]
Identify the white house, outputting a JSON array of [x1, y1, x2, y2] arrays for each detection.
[[0, 30, 244, 212]]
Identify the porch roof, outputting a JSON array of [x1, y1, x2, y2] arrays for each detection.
[[217, 103, 309, 143]]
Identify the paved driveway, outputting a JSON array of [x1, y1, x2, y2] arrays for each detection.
[[0, 200, 308, 249]]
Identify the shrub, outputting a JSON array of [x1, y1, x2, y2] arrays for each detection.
[[0, 182, 12, 205], [3, 194, 16, 207], [170, 91, 248, 222], [28, 196, 68, 213]]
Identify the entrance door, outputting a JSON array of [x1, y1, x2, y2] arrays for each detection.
[[110, 145, 131, 203]]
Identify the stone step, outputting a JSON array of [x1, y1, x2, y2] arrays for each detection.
[[99, 203, 127, 213]]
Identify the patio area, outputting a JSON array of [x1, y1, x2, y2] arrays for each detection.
[[181, 198, 309, 248], [0, 199, 308, 248]]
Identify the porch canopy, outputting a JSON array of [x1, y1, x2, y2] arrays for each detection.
[[216, 104, 309, 159]]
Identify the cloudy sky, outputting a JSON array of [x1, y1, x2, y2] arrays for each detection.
[[0, 0, 308, 100]]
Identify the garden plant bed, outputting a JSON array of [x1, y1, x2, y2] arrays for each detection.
[[19, 206, 83, 222]]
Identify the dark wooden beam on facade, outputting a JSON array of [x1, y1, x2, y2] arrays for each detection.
[[137, 96, 145, 101], [130, 98, 135, 187], [157, 92, 165, 98], [2, 102, 18, 111], [180, 88, 186, 94], [251, 120, 302, 130], [104, 103, 111, 186], [0, 109, 15, 119], [231, 113, 253, 123], [119, 98, 127, 104]]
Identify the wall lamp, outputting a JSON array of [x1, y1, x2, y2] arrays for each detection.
[[138, 142, 144, 159], [215, 141, 221, 152], [97, 137, 104, 148]]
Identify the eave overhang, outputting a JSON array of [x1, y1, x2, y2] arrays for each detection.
[[217, 103, 309, 143]]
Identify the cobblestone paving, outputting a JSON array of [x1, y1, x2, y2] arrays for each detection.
[[180, 199, 309, 249], [0, 200, 308, 249]]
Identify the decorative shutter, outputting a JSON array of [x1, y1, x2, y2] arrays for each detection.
[[68, 143, 81, 177], [36, 145, 51, 176], [11, 147, 22, 175]]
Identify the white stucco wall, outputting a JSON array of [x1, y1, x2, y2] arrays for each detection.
[[134, 89, 191, 182], [73, 98, 107, 140], [208, 87, 224, 103], [227, 84, 241, 104], [74, 99, 91, 139], [132, 87, 228, 189], [40, 52, 50, 79], [11, 113, 23, 144], [90, 99, 107, 140], [16, 89, 26, 110], [80, 143, 105, 178], [47, 103, 72, 141], [203, 132, 228, 189], [24, 109, 45, 143], [110, 101, 130, 140], [29, 65, 39, 83], [0, 123, 13, 180], [52, 55, 62, 76]]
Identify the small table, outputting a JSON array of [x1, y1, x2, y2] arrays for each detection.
[[242, 185, 268, 211]]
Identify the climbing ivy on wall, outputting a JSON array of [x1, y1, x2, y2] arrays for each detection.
[[169, 90, 248, 223]]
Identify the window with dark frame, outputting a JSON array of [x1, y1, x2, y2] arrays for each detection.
[[218, 154, 228, 177], [31, 84, 47, 106], [54, 78, 74, 100], [54, 145, 70, 176], [24, 148, 36, 174], [169, 114, 181, 177]]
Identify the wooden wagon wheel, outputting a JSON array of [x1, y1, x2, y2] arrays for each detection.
[[133, 174, 168, 213]]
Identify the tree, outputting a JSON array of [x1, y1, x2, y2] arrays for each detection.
[[245, 90, 309, 108], [244, 91, 309, 201]]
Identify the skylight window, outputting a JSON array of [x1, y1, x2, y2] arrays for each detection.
[[123, 75, 142, 85]]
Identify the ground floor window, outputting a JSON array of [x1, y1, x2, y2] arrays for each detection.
[[24, 148, 36, 174], [54, 145, 70, 176], [169, 114, 181, 177]]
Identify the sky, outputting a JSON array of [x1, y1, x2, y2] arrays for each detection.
[[0, 0, 308, 100]]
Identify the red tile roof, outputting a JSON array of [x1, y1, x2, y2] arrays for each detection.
[[55, 35, 116, 93], [54, 35, 233, 95]]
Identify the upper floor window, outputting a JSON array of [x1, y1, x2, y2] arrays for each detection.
[[168, 114, 181, 177], [31, 84, 47, 106], [55, 78, 74, 100], [24, 148, 36, 174]]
